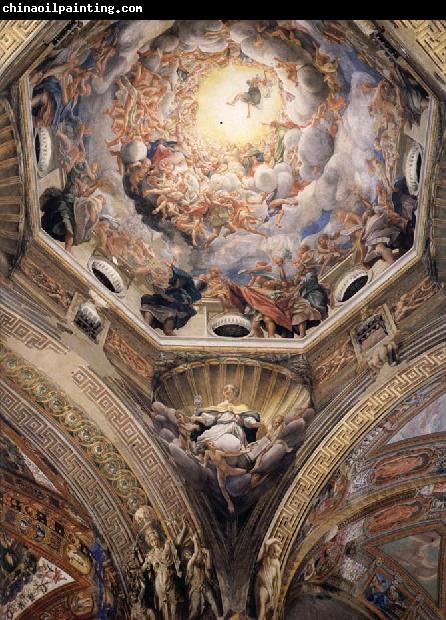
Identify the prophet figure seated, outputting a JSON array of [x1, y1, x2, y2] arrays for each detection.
[[140, 266, 207, 336]]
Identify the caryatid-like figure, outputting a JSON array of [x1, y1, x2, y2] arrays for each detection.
[[134, 506, 184, 620], [186, 531, 221, 619], [142, 527, 180, 620], [256, 538, 282, 620]]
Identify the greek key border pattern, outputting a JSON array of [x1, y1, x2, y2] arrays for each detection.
[[0, 20, 43, 66], [266, 345, 446, 606], [72, 366, 198, 536], [0, 306, 68, 354], [391, 20, 446, 73]]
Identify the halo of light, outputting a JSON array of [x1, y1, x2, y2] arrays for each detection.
[[195, 64, 282, 146]]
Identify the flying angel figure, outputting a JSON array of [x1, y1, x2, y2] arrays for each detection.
[[226, 72, 274, 118]]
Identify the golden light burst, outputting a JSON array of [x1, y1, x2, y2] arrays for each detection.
[[195, 64, 282, 146]]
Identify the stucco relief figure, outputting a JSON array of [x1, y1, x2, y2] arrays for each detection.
[[128, 551, 156, 620], [132, 506, 185, 620], [130, 602, 156, 620], [186, 531, 221, 619], [256, 538, 282, 620], [364, 336, 400, 371], [201, 440, 251, 513], [141, 529, 179, 620], [392, 277, 437, 324], [175, 410, 199, 452]]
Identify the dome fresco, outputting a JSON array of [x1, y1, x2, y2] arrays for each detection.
[[31, 19, 430, 338], [2, 17, 446, 620]]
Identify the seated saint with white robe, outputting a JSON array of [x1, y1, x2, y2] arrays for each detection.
[[191, 385, 261, 449]]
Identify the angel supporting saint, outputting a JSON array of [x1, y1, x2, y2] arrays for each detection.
[[201, 439, 250, 513]]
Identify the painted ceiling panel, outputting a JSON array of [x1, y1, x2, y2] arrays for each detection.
[[388, 392, 446, 444], [29, 19, 431, 339], [379, 532, 441, 604], [0, 530, 73, 620]]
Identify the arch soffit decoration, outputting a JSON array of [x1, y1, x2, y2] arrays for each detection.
[[0, 460, 116, 619], [286, 459, 446, 619], [288, 472, 446, 581], [285, 382, 446, 615], [0, 340, 202, 527], [0, 287, 202, 539], [0, 374, 134, 585], [0, 424, 121, 616], [262, 343, 446, 610]]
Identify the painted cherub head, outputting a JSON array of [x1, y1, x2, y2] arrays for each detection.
[[222, 384, 240, 403]]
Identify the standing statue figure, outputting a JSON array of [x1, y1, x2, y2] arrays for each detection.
[[127, 545, 156, 620], [142, 527, 180, 620], [133, 508, 186, 620], [186, 531, 221, 619], [256, 538, 282, 620], [130, 600, 156, 620]]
